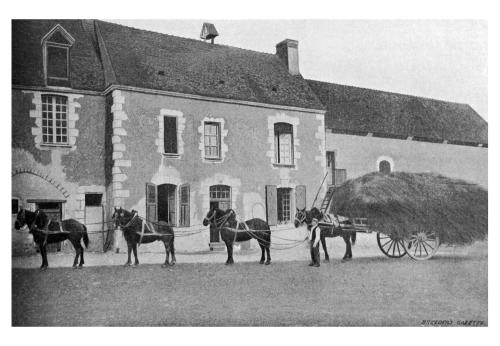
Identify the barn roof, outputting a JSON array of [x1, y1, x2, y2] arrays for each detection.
[[307, 80, 488, 145], [12, 20, 324, 111]]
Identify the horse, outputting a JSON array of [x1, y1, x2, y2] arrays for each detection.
[[203, 207, 271, 265], [14, 208, 89, 270], [112, 207, 176, 267], [294, 207, 356, 262]]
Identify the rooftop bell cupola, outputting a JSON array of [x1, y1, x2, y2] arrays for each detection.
[[200, 22, 219, 44]]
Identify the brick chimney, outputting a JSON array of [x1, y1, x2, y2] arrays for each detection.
[[276, 39, 300, 75]]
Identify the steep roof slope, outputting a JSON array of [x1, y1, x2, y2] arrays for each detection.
[[95, 20, 324, 110], [12, 20, 106, 91], [307, 80, 488, 144]]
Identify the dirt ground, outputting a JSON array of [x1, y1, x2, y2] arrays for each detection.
[[12, 238, 487, 326]]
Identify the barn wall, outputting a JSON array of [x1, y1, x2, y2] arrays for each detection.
[[12, 89, 108, 255], [112, 89, 326, 251], [327, 133, 488, 187]]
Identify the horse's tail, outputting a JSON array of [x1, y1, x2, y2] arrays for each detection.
[[82, 225, 89, 248], [350, 232, 356, 246]]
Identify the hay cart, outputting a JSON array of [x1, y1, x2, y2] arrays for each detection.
[[320, 185, 441, 261]]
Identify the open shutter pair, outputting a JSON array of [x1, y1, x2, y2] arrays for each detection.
[[145, 183, 190, 226], [265, 185, 306, 226]]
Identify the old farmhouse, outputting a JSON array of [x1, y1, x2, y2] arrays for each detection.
[[12, 20, 487, 254]]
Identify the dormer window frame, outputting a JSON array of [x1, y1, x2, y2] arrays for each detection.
[[41, 24, 75, 86]]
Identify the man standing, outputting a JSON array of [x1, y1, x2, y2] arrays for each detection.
[[309, 218, 321, 267]]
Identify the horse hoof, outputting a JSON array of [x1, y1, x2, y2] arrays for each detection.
[[162, 263, 169, 268], [72, 265, 78, 269], [259, 260, 265, 264], [265, 261, 271, 265], [40, 267, 48, 271], [124, 263, 131, 267], [170, 262, 176, 266]]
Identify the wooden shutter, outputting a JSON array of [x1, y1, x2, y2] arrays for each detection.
[[145, 183, 157, 223], [163, 116, 178, 154], [265, 185, 278, 226], [296, 185, 306, 210], [179, 184, 190, 227]]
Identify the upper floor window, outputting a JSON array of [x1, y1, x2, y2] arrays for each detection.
[[42, 25, 75, 86], [42, 95, 68, 144], [204, 122, 221, 159], [163, 116, 178, 154], [274, 122, 294, 165]]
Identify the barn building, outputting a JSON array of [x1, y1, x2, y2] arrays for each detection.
[[12, 20, 487, 255]]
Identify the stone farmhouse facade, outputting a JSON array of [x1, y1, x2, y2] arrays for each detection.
[[12, 20, 487, 255]]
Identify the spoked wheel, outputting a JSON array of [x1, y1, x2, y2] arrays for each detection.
[[377, 233, 406, 258], [403, 230, 440, 260]]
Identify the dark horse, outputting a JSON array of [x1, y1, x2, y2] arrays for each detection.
[[112, 207, 176, 267], [203, 207, 271, 265], [294, 207, 356, 262], [14, 208, 89, 270]]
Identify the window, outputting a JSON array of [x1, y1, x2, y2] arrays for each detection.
[[85, 194, 102, 207], [379, 160, 391, 174], [47, 45, 69, 80], [274, 123, 294, 165], [277, 188, 292, 224], [12, 198, 19, 215], [204, 122, 220, 159], [209, 185, 231, 211], [42, 95, 68, 144], [163, 116, 178, 154], [42, 25, 74, 86]]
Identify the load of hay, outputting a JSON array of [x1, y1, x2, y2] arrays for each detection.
[[329, 172, 487, 245]]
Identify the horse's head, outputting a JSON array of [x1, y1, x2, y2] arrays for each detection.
[[203, 207, 219, 226], [14, 208, 28, 231], [294, 208, 307, 228], [112, 207, 136, 228]]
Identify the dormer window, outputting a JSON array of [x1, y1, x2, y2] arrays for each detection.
[[41, 25, 75, 86]]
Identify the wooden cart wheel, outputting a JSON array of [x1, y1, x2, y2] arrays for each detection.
[[377, 233, 407, 258], [403, 230, 440, 260]]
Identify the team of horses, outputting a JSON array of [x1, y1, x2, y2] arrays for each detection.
[[14, 205, 355, 270]]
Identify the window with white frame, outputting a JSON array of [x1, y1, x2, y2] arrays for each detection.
[[42, 95, 68, 144], [204, 122, 221, 159], [274, 123, 294, 165]]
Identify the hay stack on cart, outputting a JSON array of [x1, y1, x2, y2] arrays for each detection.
[[330, 172, 488, 260]]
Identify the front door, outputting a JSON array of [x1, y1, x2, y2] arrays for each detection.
[[84, 194, 104, 252], [158, 184, 176, 225], [36, 201, 62, 252], [209, 185, 231, 243]]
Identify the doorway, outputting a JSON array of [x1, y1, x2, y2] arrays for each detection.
[[158, 184, 177, 225], [209, 185, 231, 243]]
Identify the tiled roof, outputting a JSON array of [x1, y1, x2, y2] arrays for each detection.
[[94, 20, 324, 110], [307, 80, 488, 144], [12, 20, 106, 91]]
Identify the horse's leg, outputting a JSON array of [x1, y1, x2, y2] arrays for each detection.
[[224, 240, 234, 265], [72, 241, 80, 268], [124, 243, 132, 266], [265, 244, 271, 265], [170, 237, 176, 265], [38, 243, 47, 270], [132, 243, 139, 266], [162, 240, 170, 268], [341, 235, 352, 261], [79, 241, 85, 268], [321, 235, 329, 262], [258, 242, 265, 264]]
